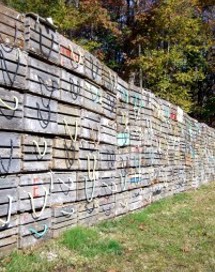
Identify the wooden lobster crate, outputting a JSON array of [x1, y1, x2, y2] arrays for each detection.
[[0, 45, 27, 89], [0, 4, 24, 49], [25, 13, 59, 64], [49, 172, 77, 206], [0, 175, 18, 255], [128, 84, 145, 125], [0, 88, 23, 131], [84, 51, 102, 86], [78, 140, 99, 172], [76, 171, 100, 202], [127, 188, 144, 211], [77, 199, 99, 226], [151, 183, 171, 202], [18, 172, 52, 248], [59, 34, 85, 77], [57, 103, 81, 139], [18, 209, 52, 249], [21, 134, 52, 172], [117, 77, 129, 105], [60, 69, 84, 106], [80, 109, 101, 142], [0, 132, 21, 175], [52, 138, 79, 171], [81, 80, 103, 115], [98, 194, 116, 221], [99, 170, 121, 197], [27, 56, 60, 100], [100, 117, 117, 145], [99, 144, 117, 171], [51, 202, 78, 238], [102, 65, 117, 94], [24, 93, 58, 134], [102, 90, 117, 120], [18, 172, 52, 213], [115, 191, 129, 216], [129, 126, 142, 147]]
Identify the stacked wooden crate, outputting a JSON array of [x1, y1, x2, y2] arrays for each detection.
[[0, 3, 215, 255]]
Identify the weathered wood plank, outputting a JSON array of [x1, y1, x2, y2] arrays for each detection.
[[25, 14, 59, 64], [0, 45, 27, 89], [21, 134, 52, 172], [52, 138, 79, 170], [0, 4, 24, 49], [27, 56, 60, 100], [59, 34, 85, 76], [24, 93, 58, 134], [84, 52, 102, 85]]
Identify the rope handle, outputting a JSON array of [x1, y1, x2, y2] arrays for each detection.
[[29, 224, 48, 238], [87, 154, 97, 180], [33, 139, 47, 158], [58, 177, 74, 190], [63, 118, 78, 143], [120, 173, 127, 191], [48, 171, 54, 191], [102, 181, 118, 193], [61, 208, 75, 216], [84, 175, 96, 203], [0, 96, 18, 111], [28, 186, 48, 218], [0, 196, 13, 227]]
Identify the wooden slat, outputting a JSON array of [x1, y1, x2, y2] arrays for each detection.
[[27, 56, 60, 100], [0, 4, 24, 49], [60, 69, 83, 106], [59, 34, 85, 76], [0, 45, 27, 89], [84, 52, 102, 85], [24, 93, 58, 134], [25, 15, 59, 64], [21, 134, 52, 172], [52, 138, 79, 170]]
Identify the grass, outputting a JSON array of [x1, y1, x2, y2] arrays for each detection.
[[1, 182, 215, 272]]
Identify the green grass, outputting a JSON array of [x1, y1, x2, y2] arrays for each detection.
[[1, 182, 215, 272], [60, 226, 122, 257]]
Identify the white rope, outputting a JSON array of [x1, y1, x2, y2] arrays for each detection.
[[58, 177, 74, 190], [33, 139, 47, 158], [61, 208, 75, 216], [0, 96, 18, 111], [84, 176, 96, 203], [48, 171, 54, 191], [63, 118, 78, 143], [87, 154, 97, 180], [0, 196, 13, 227], [120, 173, 127, 191], [28, 186, 48, 218]]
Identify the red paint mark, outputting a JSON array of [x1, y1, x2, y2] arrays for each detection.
[[171, 113, 176, 120], [33, 177, 39, 197], [33, 185, 39, 197], [60, 45, 80, 63]]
